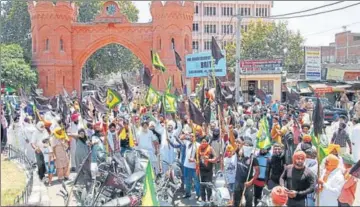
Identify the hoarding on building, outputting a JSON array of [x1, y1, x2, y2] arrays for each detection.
[[240, 59, 283, 74], [326, 68, 345, 81], [304, 46, 321, 80], [185, 51, 226, 78]]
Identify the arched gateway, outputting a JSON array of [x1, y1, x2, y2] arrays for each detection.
[[28, 1, 194, 96]]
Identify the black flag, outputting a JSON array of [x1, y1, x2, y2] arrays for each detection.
[[255, 89, 267, 101], [211, 36, 224, 64], [188, 99, 205, 126], [200, 84, 205, 112], [143, 67, 153, 86], [204, 104, 211, 124], [90, 96, 108, 114], [174, 88, 180, 97], [174, 50, 183, 71], [122, 77, 133, 102], [177, 101, 187, 120], [312, 97, 324, 137]]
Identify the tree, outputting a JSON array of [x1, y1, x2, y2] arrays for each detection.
[[78, 1, 142, 81], [0, 44, 37, 90], [0, 1, 32, 63], [225, 20, 305, 75]]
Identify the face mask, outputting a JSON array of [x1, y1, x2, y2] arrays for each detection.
[[74, 121, 79, 125], [243, 146, 253, 157]]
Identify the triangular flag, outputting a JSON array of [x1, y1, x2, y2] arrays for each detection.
[[211, 36, 224, 64], [151, 50, 166, 72]]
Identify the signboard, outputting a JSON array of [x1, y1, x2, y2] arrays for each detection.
[[326, 68, 345, 81], [304, 46, 321, 80], [344, 71, 360, 81], [240, 59, 283, 74], [185, 51, 226, 78]]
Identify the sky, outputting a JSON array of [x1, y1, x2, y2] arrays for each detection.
[[132, 1, 360, 46]]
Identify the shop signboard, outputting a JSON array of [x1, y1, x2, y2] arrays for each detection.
[[304, 46, 321, 80], [185, 51, 226, 78], [240, 59, 283, 74], [326, 68, 345, 81]]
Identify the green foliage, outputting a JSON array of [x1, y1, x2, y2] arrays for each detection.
[[0, 1, 32, 63], [78, 0, 142, 80], [225, 20, 305, 74], [0, 44, 37, 90]]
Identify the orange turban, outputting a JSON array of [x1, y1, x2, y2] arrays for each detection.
[[325, 154, 339, 172], [292, 151, 306, 163], [271, 186, 288, 206], [303, 135, 312, 143], [328, 144, 340, 155]]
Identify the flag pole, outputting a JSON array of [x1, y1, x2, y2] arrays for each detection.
[[316, 135, 320, 206]]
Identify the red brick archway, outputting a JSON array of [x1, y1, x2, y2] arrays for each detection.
[[28, 1, 193, 96]]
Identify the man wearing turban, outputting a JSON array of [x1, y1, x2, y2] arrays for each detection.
[[271, 186, 288, 207], [318, 154, 345, 206], [280, 151, 315, 207], [67, 112, 81, 172], [160, 119, 182, 173], [295, 134, 316, 153], [31, 121, 49, 180]]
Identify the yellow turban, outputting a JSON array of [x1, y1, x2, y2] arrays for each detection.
[[327, 144, 340, 155], [54, 127, 68, 141], [325, 154, 339, 172]]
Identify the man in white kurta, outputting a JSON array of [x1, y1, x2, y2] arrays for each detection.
[[160, 120, 182, 173], [318, 155, 345, 206], [350, 119, 360, 162], [67, 113, 81, 171], [136, 121, 159, 173]]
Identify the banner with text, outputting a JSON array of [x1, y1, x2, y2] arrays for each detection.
[[185, 51, 226, 78], [240, 59, 283, 74], [305, 46, 321, 80]]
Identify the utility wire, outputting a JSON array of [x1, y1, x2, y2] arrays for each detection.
[[269, 2, 360, 19], [270, 1, 344, 17], [303, 21, 360, 36]]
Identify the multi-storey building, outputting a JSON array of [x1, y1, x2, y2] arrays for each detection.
[[192, 1, 273, 53], [321, 31, 360, 64]]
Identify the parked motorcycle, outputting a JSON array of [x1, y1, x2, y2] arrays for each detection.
[[200, 181, 230, 207]]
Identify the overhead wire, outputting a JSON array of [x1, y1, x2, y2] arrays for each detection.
[[269, 1, 344, 17], [303, 21, 360, 37], [268, 2, 360, 19]]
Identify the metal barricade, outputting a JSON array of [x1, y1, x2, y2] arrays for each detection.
[[6, 144, 34, 205]]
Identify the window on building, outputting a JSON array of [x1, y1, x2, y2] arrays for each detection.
[[193, 23, 199, 32], [45, 38, 49, 51], [204, 7, 216, 16], [261, 8, 265, 17], [60, 39, 64, 51], [241, 8, 250, 16], [264, 8, 268, 16], [246, 8, 251, 16], [63, 76, 65, 86], [354, 36, 360, 41], [222, 41, 227, 49], [260, 80, 274, 94], [222, 25, 233, 34], [256, 8, 259, 16], [171, 38, 175, 49], [241, 25, 248, 32], [195, 5, 199, 14], [204, 24, 216, 34], [222, 7, 233, 16], [46, 76, 48, 88], [192, 41, 199, 50], [204, 41, 212, 50]]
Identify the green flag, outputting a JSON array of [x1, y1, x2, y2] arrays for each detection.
[[106, 88, 122, 109], [145, 86, 161, 106], [165, 78, 172, 94], [310, 130, 328, 163], [163, 93, 177, 113], [256, 117, 272, 149], [141, 161, 159, 206], [152, 51, 166, 72]]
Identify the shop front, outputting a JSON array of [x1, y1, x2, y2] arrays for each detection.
[[240, 59, 283, 102], [240, 74, 282, 102]]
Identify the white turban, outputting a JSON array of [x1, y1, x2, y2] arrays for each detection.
[[167, 120, 176, 128]]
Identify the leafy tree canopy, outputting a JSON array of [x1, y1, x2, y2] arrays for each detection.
[[0, 44, 37, 90]]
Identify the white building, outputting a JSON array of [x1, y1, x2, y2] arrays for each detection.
[[192, 1, 273, 52]]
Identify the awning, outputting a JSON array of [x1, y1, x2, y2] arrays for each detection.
[[331, 84, 352, 92], [308, 83, 333, 94], [299, 88, 313, 94]]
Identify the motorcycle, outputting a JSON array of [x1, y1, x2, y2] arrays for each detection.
[[58, 149, 150, 206], [257, 186, 272, 207], [199, 181, 230, 207], [156, 159, 182, 206]]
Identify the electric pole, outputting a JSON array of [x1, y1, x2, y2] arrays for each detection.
[[235, 9, 242, 103]]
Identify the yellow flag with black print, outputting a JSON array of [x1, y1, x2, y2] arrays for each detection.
[[145, 86, 161, 106], [106, 88, 122, 109], [163, 93, 177, 113]]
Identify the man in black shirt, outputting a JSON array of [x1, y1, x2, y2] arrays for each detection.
[[233, 140, 259, 207], [267, 143, 286, 189], [280, 151, 315, 207]]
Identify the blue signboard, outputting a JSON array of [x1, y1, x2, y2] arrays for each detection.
[[185, 51, 226, 78]]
